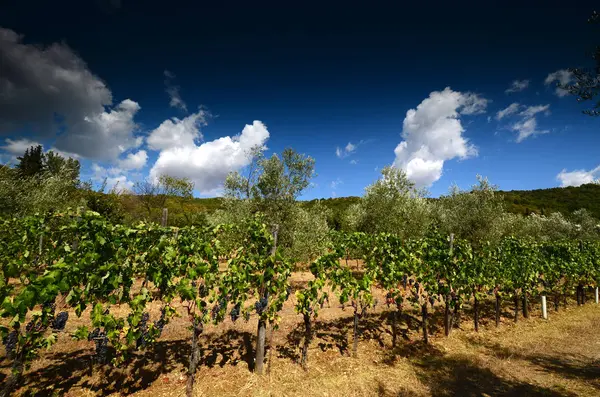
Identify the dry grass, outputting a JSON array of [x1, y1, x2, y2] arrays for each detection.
[[2, 272, 600, 396]]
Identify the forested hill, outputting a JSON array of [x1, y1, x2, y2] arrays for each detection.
[[500, 184, 600, 218], [299, 184, 600, 219]]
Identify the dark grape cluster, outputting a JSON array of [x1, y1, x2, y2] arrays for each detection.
[[42, 301, 56, 317], [198, 284, 208, 297], [191, 280, 197, 288], [428, 296, 435, 306], [211, 299, 227, 320], [254, 296, 268, 314], [3, 330, 18, 360], [88, 328, 108, 364], [154, 307, 167, 337], [403, 275, 408, 289], [136, 312, 150, 349], [51, 312, 69, 331], [229, 303, 241, 323], [284, 286, 292, 301]]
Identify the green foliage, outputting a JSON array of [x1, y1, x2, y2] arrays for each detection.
[[16, 145, 46, 178]]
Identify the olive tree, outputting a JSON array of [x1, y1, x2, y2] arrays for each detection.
[[435, 175, 506, 246], [346, 166, 432, 239]]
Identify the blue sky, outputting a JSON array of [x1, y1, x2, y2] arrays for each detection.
[[0, 1, 598, 199]]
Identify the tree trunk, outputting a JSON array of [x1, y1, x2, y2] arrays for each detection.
[[352, 310, 359, 357], [554, 294, 560, 312], [186, 319, 202, 397], [301, 313, 312, 370], [391, 309, 398, 347], [474, 293, 479, 332], [267, 324, 275, 376], [576, 285, 581, 306], [422, 303, 429, 344], [444, 295, 451, 336], [522, 293, 529, 318], [514, 294, 519, 323], [495, 293, 501, 327], [255, 318, 267, 374]]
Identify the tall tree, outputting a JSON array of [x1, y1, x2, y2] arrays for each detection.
[[561, 11, 600, 116], [16, 145, 45, 177], [45, 151, 80, 182]]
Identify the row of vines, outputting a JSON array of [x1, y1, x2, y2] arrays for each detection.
[[1, 209, 600, 396]]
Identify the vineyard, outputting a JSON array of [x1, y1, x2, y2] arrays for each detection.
[[2, 209, 600, 396]]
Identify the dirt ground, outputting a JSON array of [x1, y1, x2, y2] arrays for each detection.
[[2, 269, 600, 397]]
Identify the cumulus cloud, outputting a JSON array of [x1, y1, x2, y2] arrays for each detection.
[[0, 27, 145, 162], [557, 165, 600, 187], [495, 103, 521, 120], [149, 120, 270, 194], [91, 163, 133, 192], [1, 138, 41, 155], [118, 150, 148, 170], [164, 70, 187, 112], [545, 69, 574, 97], [505, 79, 530, 94], [0, 27, 111, 136], [393, 87, 481, 187], [147, 110, 208, 151], [54, 99, 143, 160], [509, 104, 551, 142], [330, 178, 343, 197], [335, 142, 357, 158]]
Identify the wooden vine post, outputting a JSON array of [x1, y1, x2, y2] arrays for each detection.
[[161, 208, 168, 227]]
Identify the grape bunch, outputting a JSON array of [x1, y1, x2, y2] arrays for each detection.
[[42, 301, 56, 317], [428, 296, 436, 306], [402, 275, 408, 289], [51, 312, 69, 331], [88, 328, 108, 364], [2, 330, 18, 360], [25, 319, 44, 333], [94, 332, 109, 364], [254, 296, 268, 315], [136, 312, 150, 349], [153, 307, 167, 337], [229, 303, 241, 323], [211, 298, 227, 320], [198, 284, 208, 298]]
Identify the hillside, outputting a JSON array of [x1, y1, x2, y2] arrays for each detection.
[[114, 183, 600, 225]]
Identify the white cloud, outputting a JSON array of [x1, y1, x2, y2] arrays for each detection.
[[54, 99, 143, 160], [519, 104, 551, 118], [507, 104, 551, 142], [149, 120, 270, 194], [118, 150, 148, 170], [350, 159, 358, 165], [164, 70, 187, 112], [1, 138, 41, 155], [495, 103, 521, 120], [335, 141, 359, 158], [545, 69, 574, 97], [505, 79, 530, 93], [147, 110, 207, 151], [557, 165, 600, 187], [91, 163, 133, 192], [510, 118, 549, 143], [330, 178, 343, 197], [393, 87, 480, 187], [459, 92, 489, 115]]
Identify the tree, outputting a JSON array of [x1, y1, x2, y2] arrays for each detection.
[[222, 147, 317, 259], [45, 151, 80, 182], [16, 145, 45, 177], [561, 11, 600, 116], [133, 174, 194, 223], [347, 166, 432, 239], [435, 175, 506, 246]]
